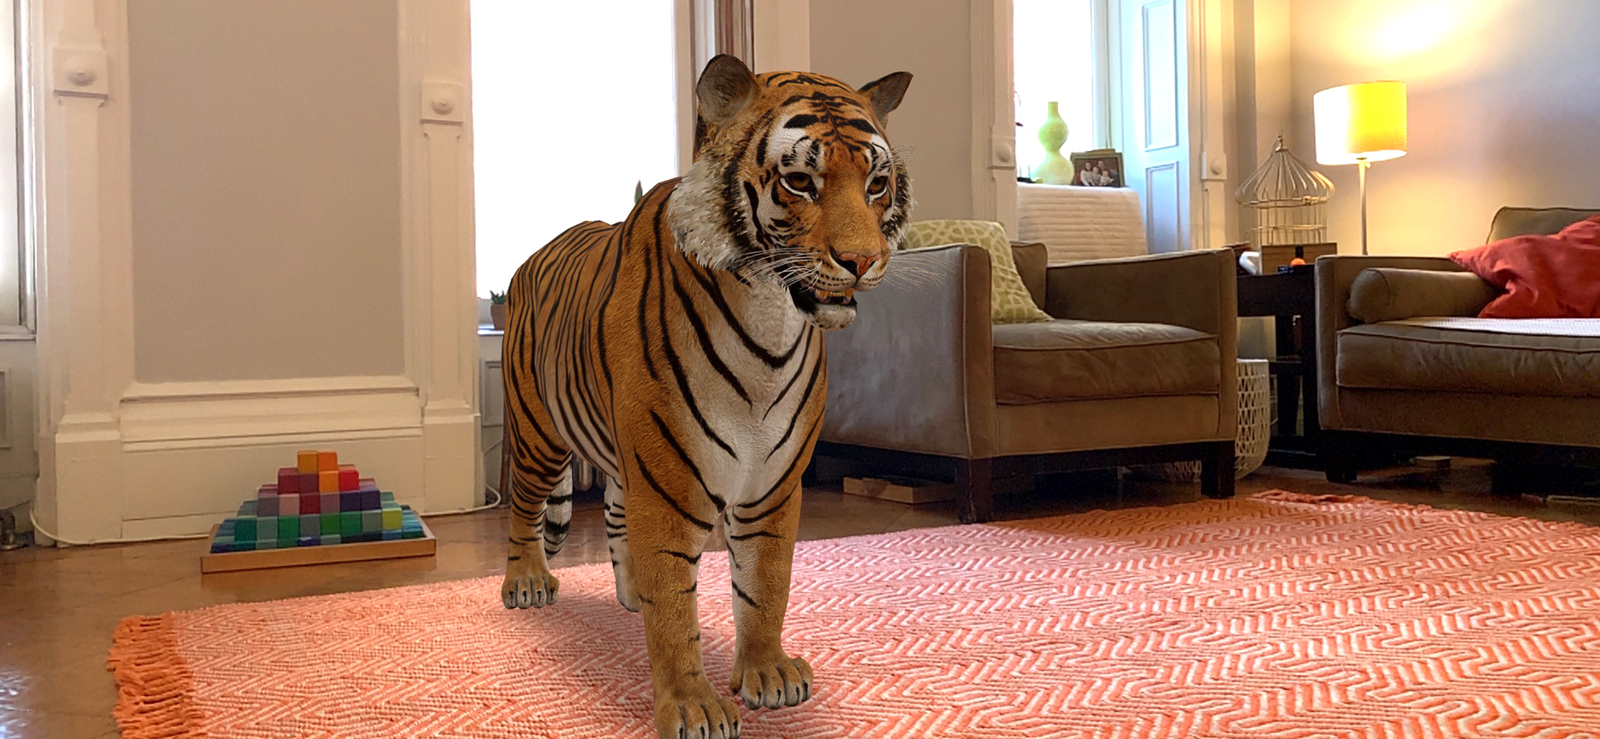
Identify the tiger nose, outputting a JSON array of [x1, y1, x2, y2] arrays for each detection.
[[834, 251, 883, 279]]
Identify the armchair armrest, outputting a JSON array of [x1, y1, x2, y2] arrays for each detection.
[[1314, 255, 1462, 430], [1043, 249, 1238, 442], [820, 245, 999, 459], [1044, 249, 1238, 337]]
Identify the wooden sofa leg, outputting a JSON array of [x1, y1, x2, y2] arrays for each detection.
[[1201, 442, 1235, 499], [1323, 432, 1358, 484], [956, 458, 994, 524]]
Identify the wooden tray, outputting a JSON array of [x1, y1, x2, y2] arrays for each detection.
[[201, 518, 436, 574]]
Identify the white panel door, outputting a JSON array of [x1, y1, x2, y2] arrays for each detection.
[[1117, 0, 1190, 253]]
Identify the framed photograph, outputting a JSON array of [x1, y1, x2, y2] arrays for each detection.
[[1070, 149, 1124, 188]]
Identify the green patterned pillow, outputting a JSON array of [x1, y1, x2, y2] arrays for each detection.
[[902, 220, 1053, 324]]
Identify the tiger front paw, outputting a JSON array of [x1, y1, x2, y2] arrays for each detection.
[[501, 561, 559, 609], [730, 653, 813, 710], [654, 680, 741, 739]]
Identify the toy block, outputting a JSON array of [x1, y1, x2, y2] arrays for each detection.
[[278, 468, 300, 494], [299, 494, 320, 515], [320, 513, 339, 536], [256, 518, 277, 541], [231, 540, 256, 552], [381, 507, 402, 531], [258, 484, 278, 500], [238, 500, 257, 517], [297, 537, 317, 547], [298, 472, 319, 495], [381, 491, 396, 505], [322, 534, 341, 546], [318, 451, 338, 472], [359, 490, 381, 511], [255, 539, 278, 550], [277, 516, 298, 541], [340, 511, 362, 537], [358, 478, 379, 492], [319, 470, 340, 493], [297, 450, 320, 474], [382, 530, 401, 541], [279, 494, 298, 518], [341, 491, 361, 512], [296, 514, 316, 538], [258, 496, 279, 518], [362, 510, 383, 533], [338, 465, 359, 491], [321, 492, 340, 513]]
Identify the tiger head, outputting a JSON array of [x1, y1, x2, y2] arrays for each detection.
[[669, 56, 913, 331]]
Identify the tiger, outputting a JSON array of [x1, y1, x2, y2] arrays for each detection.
[[499, 55, 912, 739]]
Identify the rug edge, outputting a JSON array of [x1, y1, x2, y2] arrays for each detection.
[[108, 613, 209, 739]]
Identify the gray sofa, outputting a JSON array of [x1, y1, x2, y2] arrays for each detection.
[[817, 242, 1239, 522], [1316, 206, 1600, 482]]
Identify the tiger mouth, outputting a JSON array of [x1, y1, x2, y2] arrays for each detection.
[[788, 283, 857, 314]]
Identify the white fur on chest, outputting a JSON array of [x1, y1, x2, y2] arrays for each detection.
[[671, 281, 819, 507]]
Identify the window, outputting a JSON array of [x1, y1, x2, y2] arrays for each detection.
[[0, 0, 24, 330], [471, 1, 680, 298], [1013, 0, 1109, 180]]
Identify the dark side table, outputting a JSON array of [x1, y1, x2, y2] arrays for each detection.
[[1237, 266, 1320, 469]]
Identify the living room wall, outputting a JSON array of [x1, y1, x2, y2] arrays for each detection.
[[809, 0, 975, 221], [1287, 0, 1600, 256]]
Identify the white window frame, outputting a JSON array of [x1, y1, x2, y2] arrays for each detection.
[[0, 0, 28, 334]]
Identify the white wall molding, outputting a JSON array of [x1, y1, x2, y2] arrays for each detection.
[[401, 0, 481, 515], [970, 0, 1018, 235], [33, 0, 481, 542]]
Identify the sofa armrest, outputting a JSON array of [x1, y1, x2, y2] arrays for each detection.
[[821, 245, 999, 459], [1044, 249, 1238, 337], [1314, 255, 1462, 430]]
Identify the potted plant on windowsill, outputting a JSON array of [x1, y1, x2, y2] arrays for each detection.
[[489, 291, 507, 331]]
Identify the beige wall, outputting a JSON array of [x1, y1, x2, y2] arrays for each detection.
[[809, 0, 975, 220], [1287, 0, 1600, 256], [128, 0, 404, 383]]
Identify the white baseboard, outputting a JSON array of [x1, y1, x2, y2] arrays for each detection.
[[40, 375, 478, 541]]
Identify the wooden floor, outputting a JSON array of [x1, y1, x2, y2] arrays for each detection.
[[3, 462, 1599, 738]]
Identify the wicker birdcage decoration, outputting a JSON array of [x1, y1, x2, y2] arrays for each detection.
[[1236, 135, 1334, 247]]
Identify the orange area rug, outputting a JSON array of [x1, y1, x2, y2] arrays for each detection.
[[109, 492, 1600, 737]]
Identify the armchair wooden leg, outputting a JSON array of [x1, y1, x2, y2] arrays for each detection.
[[1323, 432, 1359, 484], [956, 458, 994, 524], [1200, 442, 1235, 499]]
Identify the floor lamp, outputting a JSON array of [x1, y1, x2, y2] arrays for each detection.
[[1313, 81, 1407, 255]]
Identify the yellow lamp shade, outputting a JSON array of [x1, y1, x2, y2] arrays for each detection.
[[1314, 81, 1408, 165]]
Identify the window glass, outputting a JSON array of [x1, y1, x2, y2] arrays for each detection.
[[472, 1, 679, 297], [1013, 0, 1098, 180]]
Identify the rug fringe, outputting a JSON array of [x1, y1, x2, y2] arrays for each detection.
[[1252, 490, 1356, 504], [108, 614, 208, 738]]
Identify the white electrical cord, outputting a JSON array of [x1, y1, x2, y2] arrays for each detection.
[[26, 439, 511, 544], [29, 507, 210, 547]]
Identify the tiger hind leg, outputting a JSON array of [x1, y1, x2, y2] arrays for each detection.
[[602, 476, 643, 612], [501, 388, 570, 609]]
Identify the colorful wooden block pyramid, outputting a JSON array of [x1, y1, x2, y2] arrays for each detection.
[[210, 450, 424, 554]]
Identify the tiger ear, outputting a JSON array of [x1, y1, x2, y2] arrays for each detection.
[[697, 55, 759, 127], [858, 72, 913, 126]]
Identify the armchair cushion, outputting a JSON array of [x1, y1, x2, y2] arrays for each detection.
[[992, 319, 1219, 404], [904, 220, 1052, 324]]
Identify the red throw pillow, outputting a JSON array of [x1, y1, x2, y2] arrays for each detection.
[[1448, 216, 1600, 319]]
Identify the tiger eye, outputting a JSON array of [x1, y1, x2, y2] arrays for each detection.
[[782, 172, 815, 193]]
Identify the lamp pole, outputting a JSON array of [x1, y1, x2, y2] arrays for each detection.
[[1357, 157, 1370, 255]]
